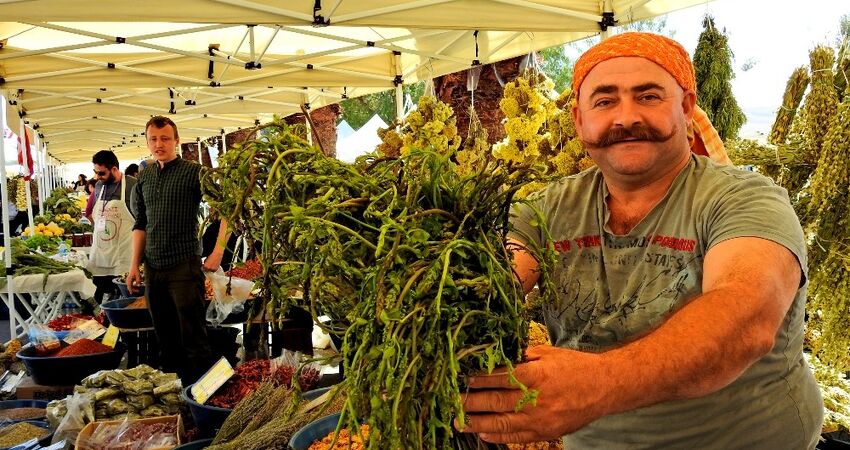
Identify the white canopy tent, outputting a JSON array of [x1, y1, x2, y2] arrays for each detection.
[[337, 114, 389, 163], [1, 0, 710, 162]]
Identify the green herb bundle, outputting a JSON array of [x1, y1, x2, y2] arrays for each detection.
[[203, 97, 558, 449]]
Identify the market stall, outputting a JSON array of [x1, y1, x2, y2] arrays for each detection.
[[0, 269, 95, 338]]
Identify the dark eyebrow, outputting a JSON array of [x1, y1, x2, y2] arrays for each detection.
[[589, 84, 617, 99], [632, 83, 666, 93]]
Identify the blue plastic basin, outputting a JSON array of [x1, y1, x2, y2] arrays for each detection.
[[0, 400, 48, 422], [182, 384, 231, 439], [289, 413, 342, 450], [173, 438, 213, 450]]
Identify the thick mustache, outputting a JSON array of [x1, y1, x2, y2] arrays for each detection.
[[584, 124, 677, 148]]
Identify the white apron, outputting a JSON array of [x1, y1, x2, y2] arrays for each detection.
[[87, 179, 134, 277]]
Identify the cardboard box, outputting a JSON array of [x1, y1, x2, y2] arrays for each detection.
[[76, 414, 184, 450], [15, 376, 74, 401]]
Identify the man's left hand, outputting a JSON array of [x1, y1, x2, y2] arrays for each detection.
[[458, 345, 610, 444], [202, 251, 223, 272]]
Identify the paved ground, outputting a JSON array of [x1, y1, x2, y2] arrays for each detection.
[[0, 320, 12, 343]]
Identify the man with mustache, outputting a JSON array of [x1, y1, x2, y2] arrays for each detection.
[[88, 150, 137, 307], [460, 33, 822, 448]]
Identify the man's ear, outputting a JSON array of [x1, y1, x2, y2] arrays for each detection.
[[571, 101, 584, 141], [682, 89, 697, 122]]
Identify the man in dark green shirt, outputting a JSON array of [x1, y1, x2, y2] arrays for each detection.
[[128, 116, 227, 382]]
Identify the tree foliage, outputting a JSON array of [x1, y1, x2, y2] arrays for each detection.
[[539, 46, 573, 94], [340, 83, 424, 129]]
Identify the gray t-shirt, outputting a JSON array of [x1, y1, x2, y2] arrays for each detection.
[[512, 155, 822, 449]]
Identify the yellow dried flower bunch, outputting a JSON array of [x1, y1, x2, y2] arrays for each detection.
[[401, 96, 461, 157], [376, 96, 461, 159], [496, 70, 593, 198], [455, 106, 490, 176], [492, 71, 554, 165]]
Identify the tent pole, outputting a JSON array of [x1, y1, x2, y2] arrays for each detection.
[[0, 95, 16, 339], [18, 117, 34, 236], [34, 133, 44, 216], [395, 84, 403, 120], [395, 52, 404, 120]]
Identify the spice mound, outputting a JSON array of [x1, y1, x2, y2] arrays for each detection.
[[53, 339, 113, 357], [0, 407, 46, 421], [126, 297, 147, 309], [0, 422, 49, 447], [308, 425, 370, 450]]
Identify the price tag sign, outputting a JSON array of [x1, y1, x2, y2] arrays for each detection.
[[102, 325, 120, 348], [191, 357, 234, 405], [63, 319, 107, 344]]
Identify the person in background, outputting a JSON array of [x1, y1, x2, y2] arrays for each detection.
[[124, 164, 140, 179], [73, 174, 88, 192], [138, 158, 154, 173], [5, 201, 20, 236], [84, 178, 98, 220], [88, 150, 137, 307], [460, 32, 822, 449], [128, 116, 228, 383]]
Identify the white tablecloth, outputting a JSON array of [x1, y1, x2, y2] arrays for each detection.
[[1, 269, 96, 297], [0, 269, 96, 338]]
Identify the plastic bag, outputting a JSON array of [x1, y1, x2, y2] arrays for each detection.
[[46, 399, 68, 428], [28, 325, 61, 356], [77, 417, 179, 450], [312, 323, 331, 350], [122, 379, 154, 396], [105, 398, 134, 415], [270, 350, 322, 391], [127, 395, 156, 411], [204, 268, 255, 326], [52, 392, 95, 445], [152, 379, 181, 396], [123, 364, 156, 380]]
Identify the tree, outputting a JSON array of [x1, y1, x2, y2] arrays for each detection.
[[539, 46, 572, 94], [693, 15, 745, 140], [340, 83, 424, 129]]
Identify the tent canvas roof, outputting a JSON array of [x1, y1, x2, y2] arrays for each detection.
[[0, 0, 710, 162]]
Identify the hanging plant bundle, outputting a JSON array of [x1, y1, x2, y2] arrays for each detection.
[[768, 66, 810, 146], [693, 15, 746, 140], [801, 46, 839, 165], [202, 97, 559, 449], [805, 94, 850, 366]]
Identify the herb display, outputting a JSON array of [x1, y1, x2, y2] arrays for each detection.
[[203, 93, 558, 449], [0, 238, 85, 286], [208, 382, 347, 450]]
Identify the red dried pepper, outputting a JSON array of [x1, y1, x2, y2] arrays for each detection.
[[47, 313, 106, 331], [206, 359, 320, 408], [225, 260, 263, 281], [53, 339, 113, 357]]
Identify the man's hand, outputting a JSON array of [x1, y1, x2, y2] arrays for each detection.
[[127, 266, 143, 294], [203, 219, 230, 272], [459, 345, 609, 444], [202, 251, 223, 272]]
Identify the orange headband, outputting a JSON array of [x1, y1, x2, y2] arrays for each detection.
[[572, 32, 731, 165], [573, 32, 695, 96]]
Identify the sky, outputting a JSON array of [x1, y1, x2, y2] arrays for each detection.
[[652, 0, 849, 139]]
